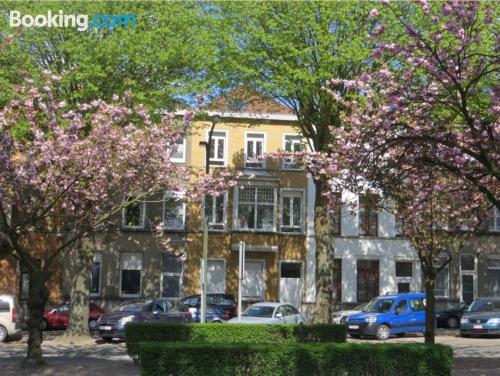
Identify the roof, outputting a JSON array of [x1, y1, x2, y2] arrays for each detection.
[[251, 302, 282, 307], [175, 109, 298, 122]]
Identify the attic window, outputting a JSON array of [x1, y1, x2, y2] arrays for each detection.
[[227, 99, 247, 112]]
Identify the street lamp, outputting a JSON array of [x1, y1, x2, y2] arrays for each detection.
[[199, 113, 220, 323]]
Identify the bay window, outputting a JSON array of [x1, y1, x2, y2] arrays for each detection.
[[235, 186, 277, 232]]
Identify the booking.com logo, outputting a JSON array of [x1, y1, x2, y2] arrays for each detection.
[[9, 10, 136, 31]]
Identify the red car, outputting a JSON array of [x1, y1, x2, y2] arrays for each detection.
[[42, 302, 104, 330]]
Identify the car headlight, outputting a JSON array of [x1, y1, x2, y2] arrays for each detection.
[[365, 316, 377, 323], [119, 315, 135, 324], [460, 317, 468, 324], [486, 318, 500, 325]]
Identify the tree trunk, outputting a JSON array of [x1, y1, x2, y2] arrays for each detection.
[[64, 246, 92, 339], [312, 179, 335, 323], [424, 273, 436, 344], [26, 267, 49, 365]]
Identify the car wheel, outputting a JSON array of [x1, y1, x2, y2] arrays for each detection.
[[88, 319, 98, 331], [340, 317, 347, 325], [40, 320, 48, 331], [376, 325, 391, 340], [447, 317, 459, 329], [0, 325, 7, 342]]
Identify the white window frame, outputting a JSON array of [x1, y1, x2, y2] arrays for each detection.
[[161, 253, 184, 299], [280, 189, 305, 234], [489, 207, 500, 232], [200, 258, 227, 294], [163, 191, 186, 231], [435, 257, 450, 298], [119, 253, 142, 298], [459, 254, 477, 302], [242, 259, 266, 301], [170, 137, 186, 163], [282, 133, 304, 170], [244, 131, 266, 169], [204, 193, 227, 232], [207, 129, 228, 167], [121, 200, 146, 229], [395, 259, 413, 293], [486, 256, 500, 296], [90, 252, 102, 297], [233, 185, 278, 232]]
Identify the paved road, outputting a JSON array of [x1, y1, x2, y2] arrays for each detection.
[[1, 330, 499, 375]]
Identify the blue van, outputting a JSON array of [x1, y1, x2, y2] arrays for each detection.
[[346, 292, 426, 340]]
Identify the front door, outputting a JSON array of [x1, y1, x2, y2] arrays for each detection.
[[280, 262, 302, 308], [357, 260, 379, 302], [392, 299, 412, 333]]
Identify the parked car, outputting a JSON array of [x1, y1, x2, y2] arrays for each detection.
[[228, 302, 305, 324], [181, 294, 238, 318], [346, 292, 426, 340], [98, 298, 191, 341], [0, 294, 21, 342], [436, 302, 470, 329], [460, 297, 500, 337], [190, 304, 230, 323], [332, 303, 367, 325], [42, 302, 104, 331]]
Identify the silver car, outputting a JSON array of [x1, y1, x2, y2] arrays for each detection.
[[0, 294, 21, 342], [228, 302, 305, 324], [332, 303, 367, 324]]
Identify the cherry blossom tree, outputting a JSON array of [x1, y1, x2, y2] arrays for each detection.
[[326, 0, 499, 210], [0, 73, 193, 363]]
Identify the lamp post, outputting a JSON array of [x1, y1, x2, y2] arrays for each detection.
[[199, 114, 220, 323]]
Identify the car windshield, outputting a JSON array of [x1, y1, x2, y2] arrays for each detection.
[[112, 304, 144, 312], [363, 299, 394, 313], [242, 305, 275, 318], [354, 303, 366, 311], [468, 300, 499, 312]]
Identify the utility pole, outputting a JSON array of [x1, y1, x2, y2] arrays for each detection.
[[200, 114, 220, 323]]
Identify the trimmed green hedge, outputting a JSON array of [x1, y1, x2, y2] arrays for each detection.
[[139, 342, 453, 376], [126, 323, 346, 358]]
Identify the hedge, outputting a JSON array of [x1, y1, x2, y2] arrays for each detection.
[[139, 342, 453, 376], [126, 323, 346, 358]]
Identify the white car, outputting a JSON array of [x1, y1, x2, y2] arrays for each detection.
[[0, 294, 21, 342], [332, 303, 367, 324], [228, 302, 305, 324]]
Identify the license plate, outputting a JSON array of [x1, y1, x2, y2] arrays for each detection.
[[348, 325, 359, 330], [473, 324, 483, 329], [100, 325, 112, 331]]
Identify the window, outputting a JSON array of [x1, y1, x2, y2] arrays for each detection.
[[283, 134, 303, 169], [357, 260, 379, 302], [358, 195, 378, 236], [242, 260, 264, 300], [120, 253, 142, 297], [395, 216, 403, 236], [395, 299, 408, 313], [122, 199, 145, 229], [331, 192, 342, 236], [332, 259, 342, 302], [205, 194, 226, 231], [245, 132, 265, 168], [486, 258, 500, 296], [395, 261, 413, 294], [409, 298, 425, 311], [206, 259, 226, 293], [170, 137, 186, 163], [235, 186, 277, 232], [90, 253, 102, 296], [208, 130, 227, 167], [489, 207, 500, 232], [161, 253, 183, 298], [0, 300, 9, 311], [435, 257, 449, 298], [163, 192, 186, 230], [281, 190, 303, 233]]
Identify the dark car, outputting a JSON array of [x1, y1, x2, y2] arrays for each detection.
[[190, 304, 230, 323], [436, 302, 470, 329], [98, 299, 191, 342], [42, 302, 104, 331], [181, 294, 237, 318], [460, 297, 500, 337]]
